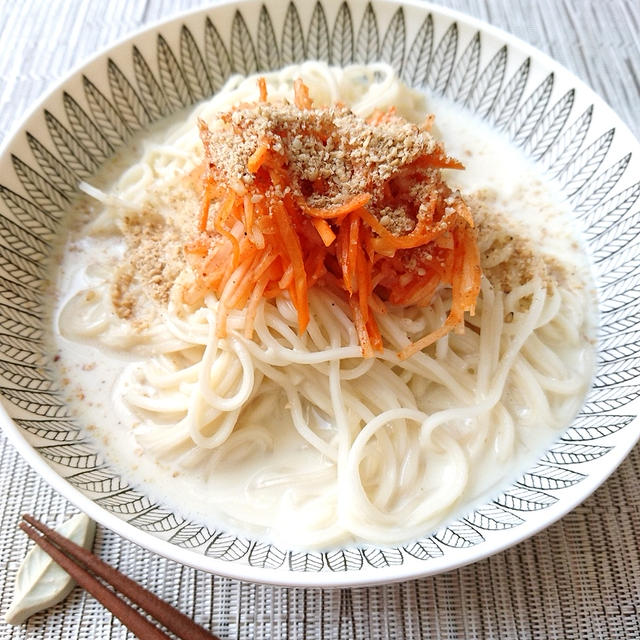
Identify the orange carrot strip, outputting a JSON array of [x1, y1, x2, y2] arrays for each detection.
[[311, 218, 336, 247]]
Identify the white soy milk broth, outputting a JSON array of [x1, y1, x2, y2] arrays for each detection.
[[47, 76, 595, 549]]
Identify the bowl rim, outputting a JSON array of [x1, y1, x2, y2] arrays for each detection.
[[0, 0, 638, 588]]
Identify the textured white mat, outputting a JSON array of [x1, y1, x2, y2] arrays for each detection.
[[0, 1, 638, 638]]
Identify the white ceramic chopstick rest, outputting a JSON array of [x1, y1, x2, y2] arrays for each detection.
[[5, 513, 96, 624]]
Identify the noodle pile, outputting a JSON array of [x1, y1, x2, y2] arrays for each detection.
[[57, 64, 593, 547]]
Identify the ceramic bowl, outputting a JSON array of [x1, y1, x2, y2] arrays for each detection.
[[1, 0, 639, 586]]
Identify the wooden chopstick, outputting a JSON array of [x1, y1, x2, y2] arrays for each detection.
[[20, 515, 221, 640]]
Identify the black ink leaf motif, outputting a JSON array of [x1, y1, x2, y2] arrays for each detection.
[[464, 504, 523, 529], [574, 154, 630, 214], [257, 5, 280, 71], [12, 154, 69, 214], [133, 46, 169, 121], [497, 487, 557, 511], [600, 300, 640, 335], [563, 414, 635, 441], [511, 73, 553, 147], [0, 387, 68, 418], [598, 329, 640, 363], [582, 385, 640, 414], [542, 444, 612, 465], [380, 8, 405, 76], [492, 58, 530, 130], [403, 14, 433, 88], [0, 278, 39, 312], [169, 524, 213, 547], [108, 59, 151, 130], [427, 22, 457, 95], [598, 250, 640, 289], [67, 468, 129, 493], [131, 509, 184, 533], [204, 18, 232, 92], [63, 92, 113, 162], [594, 359, 640, 388], [96, 489, 152, 514], [325, 549, 364, 571], [0, 186, 57, 238], [529, 89, 575, 160], [206, 533, 250, 560], [157, 35, 193, 110], [583, 181, 640, 243], [0, 302, 42, 340], [362, 546, 404, 567], [37, 442, 100, 469], [15, 418, 80, 442], [435, 522, 483, 547], [83, 76, 131, 147], [331, 2, 354, 67], [356, 2, 379, 65], [446, 32, 480, 104], [0, 360, 52, 392], [0, 332, 41, 365], [466, 45, 506, 117], [591, 210, 640, 264], [519, 465, 585, 490], [231, 11, 258, 77], [545, 105, 593, 174], [180, 25, 213, 102], [0, 249, 42, 289], [599, 274, 640, 320], [307, 2, 330, 64], [27, 132, 78, 194], [0, 214, 49, 262], [44, 111, 94, 178], [403, 537, 443, 559], [281, 2, 305, 66], [249, 542, 286, 569], [562, 128, 615, 196], [289, 551, 324, 571]]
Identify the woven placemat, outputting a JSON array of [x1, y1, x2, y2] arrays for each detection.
[[0, 1, 638, 638]]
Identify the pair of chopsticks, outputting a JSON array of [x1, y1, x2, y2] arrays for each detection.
[[20, 515, 220, 640]]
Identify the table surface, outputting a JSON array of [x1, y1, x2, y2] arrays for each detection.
[[0, 1, 639, 638]]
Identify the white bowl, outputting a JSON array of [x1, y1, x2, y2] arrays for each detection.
[[1, 0, 639, 587]]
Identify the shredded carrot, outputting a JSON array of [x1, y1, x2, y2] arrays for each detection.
[[184, 77, 482, 359]]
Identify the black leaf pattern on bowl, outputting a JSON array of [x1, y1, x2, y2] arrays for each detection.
[[281, 2, 305, 66], [289, 551, 324, 572], [133, 46, 170, 120], [403, 14, 433, 88], [446, 31, 480, 104], [66, 468, 129, 493], [307, 2, 330, 63], [356, 3, 379, 65], [434, 522, 483, 548], [331, 2, 354, 67], [427, 22, 457, 95], [362, 547, 404, 568], [0, 1, 637, 575], [231, 11, 258, 77], [107, 59, 151, 130], [16, 418, 81, 442], [180, 25, 213, 102], [326, 548, 364, 571], [27, 131, 80, 193], [249, 542, 287, 569], [403, 537, 443, 560], [380, 8, 405, 75], [257, 5, 280, 71]]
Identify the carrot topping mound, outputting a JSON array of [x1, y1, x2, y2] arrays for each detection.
[[184, 78, 482, 359]]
